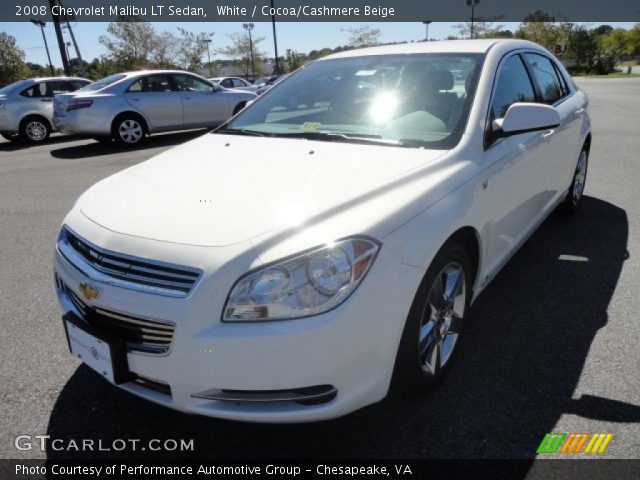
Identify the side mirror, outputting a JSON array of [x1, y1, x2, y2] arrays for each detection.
[[493, 103, 560, 138]]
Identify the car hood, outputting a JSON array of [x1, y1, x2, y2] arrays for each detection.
[[79, 133, 446, 246]]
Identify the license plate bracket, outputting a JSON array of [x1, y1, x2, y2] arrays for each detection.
[[63, 311, 130, 384]]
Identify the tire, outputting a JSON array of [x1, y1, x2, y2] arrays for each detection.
[[19, 116, 51, 144], [561, 148, 589, 214], [1, 133, 20, 142], [390, 241, 472, 395], [112, 115, 146, 146]]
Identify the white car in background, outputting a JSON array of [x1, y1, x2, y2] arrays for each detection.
[[209, 76, 258, 92], [54, 40, 590, 422], [53, 70, 256, 146]]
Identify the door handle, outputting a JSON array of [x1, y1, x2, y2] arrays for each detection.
[[130, 98, 140, 101], [574, 107, 585, 115], [184, 96, 191, 100], [541, 129, 555, 139], [40, 98, 52, 102]]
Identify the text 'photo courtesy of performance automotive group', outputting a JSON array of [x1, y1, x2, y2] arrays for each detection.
[[1, 0, 639, 479]]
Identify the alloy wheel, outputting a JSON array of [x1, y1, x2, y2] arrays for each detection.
[[418, 262, 466, 376], [25, 121, 47, 141]]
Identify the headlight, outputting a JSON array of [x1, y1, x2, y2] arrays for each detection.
[[223, 237, 380, 321]]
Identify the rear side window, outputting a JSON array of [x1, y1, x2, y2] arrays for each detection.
[[20, 83, 48, 98], [46, 81, 71, 95], [220, 78, 234, 88], [70, 80, 90, 91], [232, 78, 248, 88], [490, 55, 536, 119], [127, 75, 175, 93], [524, 53, 565, 104]]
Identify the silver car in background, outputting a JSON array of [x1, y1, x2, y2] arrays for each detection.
[[54, 70, 257, 146], [0, 77, 91, 143]]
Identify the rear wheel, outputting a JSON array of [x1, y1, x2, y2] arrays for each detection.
[[562, 148, 588, 214], [19, 116, 51, 143], [391, 241, 472, 395], [112, 115, 145, 146]]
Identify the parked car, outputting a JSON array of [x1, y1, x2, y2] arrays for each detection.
[[209, 76, 257, 92], [54, 40, 590, 422], [256, 74, 289, 95], [0, 77, 91, 143], [53, 70, 256, 146]]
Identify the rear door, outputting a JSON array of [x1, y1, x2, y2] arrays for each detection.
[[124, 74, 183, 129], [172, 74, 230, 126]]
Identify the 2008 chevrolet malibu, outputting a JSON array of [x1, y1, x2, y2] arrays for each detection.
[[54, 39, 591, 422]]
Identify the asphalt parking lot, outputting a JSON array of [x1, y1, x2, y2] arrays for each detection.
[[1, 78, 639, 467]]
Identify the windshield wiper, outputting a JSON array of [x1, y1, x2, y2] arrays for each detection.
[[214, 128, 267, 137], [272, 131, 402, 145]]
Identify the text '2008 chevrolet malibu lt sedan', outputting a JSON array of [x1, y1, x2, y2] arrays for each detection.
[[54, 39, 591, 423]]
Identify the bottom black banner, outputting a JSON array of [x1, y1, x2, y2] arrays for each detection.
[[1, 459, 639, 480]]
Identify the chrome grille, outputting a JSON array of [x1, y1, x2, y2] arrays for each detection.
[[58, 227, 202, 298], [58, 278, 175, 355]]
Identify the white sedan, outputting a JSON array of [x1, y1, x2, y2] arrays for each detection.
[[54, 39, 590, 422]]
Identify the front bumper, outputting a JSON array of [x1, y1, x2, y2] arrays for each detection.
[[53, 215, 423, 422]]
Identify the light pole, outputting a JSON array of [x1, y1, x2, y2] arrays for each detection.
[[242, 23, 256, 81], [270, 0, 280, 75], [203, 38, 212, 77], [30, 19, 54, 75], [422, 20, 432, 41], [65, 42, 72, 62], [466, 0, 480, 39]]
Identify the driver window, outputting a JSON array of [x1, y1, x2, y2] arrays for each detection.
[[490, 55, 536, 120]]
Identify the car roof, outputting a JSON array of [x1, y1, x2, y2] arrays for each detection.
[[321, 39, 544, 60], [120, 70, 203, 78], [27, 76, 90, 82]]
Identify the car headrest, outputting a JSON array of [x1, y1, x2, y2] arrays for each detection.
[[423, 70, 454, 93], [436, 70, 454, 91]]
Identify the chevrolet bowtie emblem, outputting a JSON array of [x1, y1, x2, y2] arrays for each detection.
[[79, 282, 101, 300]]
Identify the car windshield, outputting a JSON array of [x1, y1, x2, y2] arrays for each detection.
[[223, 53, 483, 149], [78, 73, 126, 92], [0, 79, 31, 94]]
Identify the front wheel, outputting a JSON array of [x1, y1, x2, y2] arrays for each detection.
[[562, 148, 589, 214], [391, 242, 472, 395]]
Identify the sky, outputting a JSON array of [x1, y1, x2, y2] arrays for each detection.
[[1, 21, 635, 69]]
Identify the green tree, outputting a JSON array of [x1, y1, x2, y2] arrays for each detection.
[[218, 32, 266, 78], [175, 28, 212, 72], [515, 16, 559, 51], [87, 57, 119, 80], [284, 49, 304, 72], [342, 25, 381, 47], [566, 27, 599, 73], [99, 19, 158, 69], [0, 32, 27, 86], [602, 28, 629, 60], [625, 23, 640, 56], [455, 20, 505, 39]]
